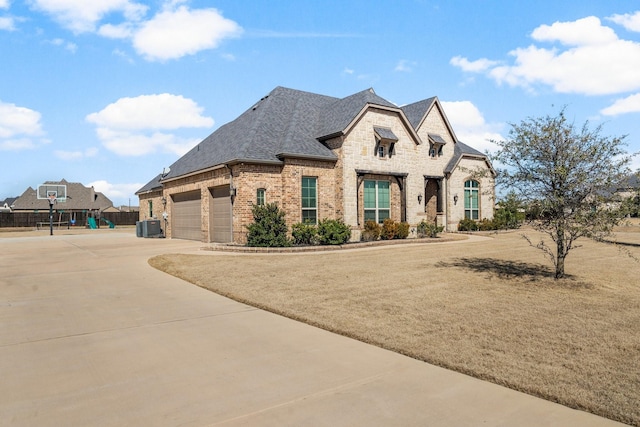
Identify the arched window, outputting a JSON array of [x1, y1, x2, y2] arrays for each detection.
[[464, 180, 479, 220]]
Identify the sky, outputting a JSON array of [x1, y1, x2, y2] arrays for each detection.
[[2, 0, 640, 207]]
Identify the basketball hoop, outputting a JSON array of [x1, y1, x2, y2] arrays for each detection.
[[48, 194, 57, 206]]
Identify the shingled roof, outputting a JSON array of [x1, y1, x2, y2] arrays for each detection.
[[160, 86, 489, 182], [400, 97, 437, 129], [444, 141, 495, 175], [136, 173, 163, 195], [12, 179, 113, 211]]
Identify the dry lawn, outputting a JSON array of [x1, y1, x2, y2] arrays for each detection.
[[150, 223, 640, 426]]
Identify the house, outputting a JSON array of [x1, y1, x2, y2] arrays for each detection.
[[12, 179, 114, 213], [0, 197, 17, 213], [137, 86, 496, 243]]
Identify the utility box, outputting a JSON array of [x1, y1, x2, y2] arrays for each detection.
[[142, 219, 162, 238], [136, 221, 143, 237]]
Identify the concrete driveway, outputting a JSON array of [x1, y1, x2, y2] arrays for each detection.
[[0, 230, 625, 426]]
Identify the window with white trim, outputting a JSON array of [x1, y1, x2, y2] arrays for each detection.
[[301, 177, 317, 224], [464, 180, 479, 220], [256, 188, 265, 206], [364, 180, 390, 223]]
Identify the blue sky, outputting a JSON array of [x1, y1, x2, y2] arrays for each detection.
[[2, 0, 640, 207]]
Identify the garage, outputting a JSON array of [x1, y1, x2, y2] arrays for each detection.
[[209, 185, 232, 243], [171, 190, 201, 241]]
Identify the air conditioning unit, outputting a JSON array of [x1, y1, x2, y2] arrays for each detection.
[[142, 219, 163, 238]]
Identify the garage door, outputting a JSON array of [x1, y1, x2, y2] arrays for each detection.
[[171, 190, 201, 241], [210, 186, 232, 243]]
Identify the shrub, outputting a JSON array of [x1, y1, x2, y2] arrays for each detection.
[[417, 220, 443, 238], [396, 222, 410, 239], [246, 203, 291, 247], [477, 218, 495, 231], [361, 220, 381, 242], [457, 218, 479, 232], [291, 222, 317, 245], [381, 218, 398, 240], [317, 218, 351, 245]]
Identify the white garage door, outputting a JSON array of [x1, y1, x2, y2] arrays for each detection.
[[171, 190, 201, 241], [210, 186, 232, 243]]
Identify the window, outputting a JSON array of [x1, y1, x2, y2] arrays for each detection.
[[378, 145, 385, 158], [301, 177, 317, 224], [148, 200, 153, 218], [256, 188, 265, 206], [464, 180, 479, 220], [364, 180, 390, 223]]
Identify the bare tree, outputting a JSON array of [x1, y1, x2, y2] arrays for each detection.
[[491, 109, 634, 279]]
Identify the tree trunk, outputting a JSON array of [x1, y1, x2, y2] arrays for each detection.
[[556, 227, 566, 279]]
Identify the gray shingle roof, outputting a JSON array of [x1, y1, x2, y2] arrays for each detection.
[[160, 87, 489, 183], [163, 87, 341, 180], [444, 141, 491, 174], [401, 97, 436, 129], [428, 133, 447, 145], [136, 173, 163, 195], [12, 179, 113, 211], [316, 88, 397, 139], [374, 127, 398, 141]]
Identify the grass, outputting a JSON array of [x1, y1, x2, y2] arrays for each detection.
[[149, 221, 640, 426]]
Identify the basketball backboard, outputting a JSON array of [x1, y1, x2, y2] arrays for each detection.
[[37, 184, 67, 203]]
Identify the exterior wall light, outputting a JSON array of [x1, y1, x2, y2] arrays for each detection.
[[453, 194, 459, 205], [418, 194, 422, 204]]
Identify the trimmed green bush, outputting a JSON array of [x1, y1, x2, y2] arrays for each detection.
[[317, 218, 351, 245], [381, 218, 397, 240], [457, 218, 479, 232], [417, 220, 443, 238], [291, 222, 317, 245], [361, 220, 381, 242], [246, 203, 291, 247], [396, 222, 410, 239]]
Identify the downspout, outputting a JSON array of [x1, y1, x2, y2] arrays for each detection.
[[224, 164, 234, 241]]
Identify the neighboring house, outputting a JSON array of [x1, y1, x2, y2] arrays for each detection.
[[0, 197, 17, 213], [12, 179, 114, 213], [615, 174, 640, 200], [137, 86, 496, 243]]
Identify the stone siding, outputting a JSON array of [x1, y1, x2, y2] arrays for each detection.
[[447, 157, 495, 230]]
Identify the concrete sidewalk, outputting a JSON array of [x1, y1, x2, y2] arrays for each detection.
[[0, 231, 625, 426]]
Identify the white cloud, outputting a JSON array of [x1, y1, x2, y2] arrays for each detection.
[[450, 56, 498, 72], [601, 93, 640, 116], [86, 93, 213, 156], [98, 22, 133, 39], [0, 16, 15, 31], [132, 6, 242, 61], [343, 68, 354, 75], [394, 60, 416, 72], [28, 1, 241, 61], [0, 138, 37, 151], [0, 0, 10, 9], [452, 16, 640, 96], [87, 93, 213, 130], [96, 129, 199, 156], [608, 11, 640, 32], [54, 147, 98, 160], [441, 100, 504, 153], [49, 37, 77, 52], [28, 0, 148, 33], [0, 101, 44, 141], [88, 180, 144, 205], [532, 16, 617, 46]]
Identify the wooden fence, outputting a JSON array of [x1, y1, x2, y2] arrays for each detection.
[[0, 211, 139, 228]]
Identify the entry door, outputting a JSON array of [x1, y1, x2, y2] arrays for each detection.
[[171, 190, 201, 241], [210, 186, 232, 243]]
